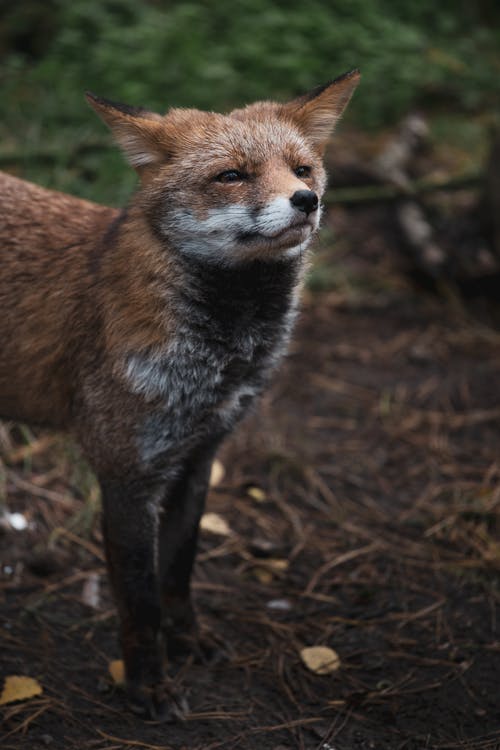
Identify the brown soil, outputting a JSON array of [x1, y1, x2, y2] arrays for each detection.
[[1, 204, 500, 750]]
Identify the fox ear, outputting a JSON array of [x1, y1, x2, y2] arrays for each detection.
[[284, 70, 360, 153], [85, 92, 166, 169]]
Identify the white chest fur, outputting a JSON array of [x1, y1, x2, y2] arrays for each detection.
[[122, 322, 291, 465]]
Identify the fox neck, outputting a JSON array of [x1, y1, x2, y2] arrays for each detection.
[[100, 205, 307, 355], [174, 250, 305, 339]]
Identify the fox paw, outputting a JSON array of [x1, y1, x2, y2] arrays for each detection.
[[126, 681, 189, 722]]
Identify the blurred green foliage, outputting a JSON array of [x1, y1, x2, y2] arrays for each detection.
[[1, 0, 499, 202]]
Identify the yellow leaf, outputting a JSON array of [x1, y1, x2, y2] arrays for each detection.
[[209, 460, 225, 487], [0, 675, 43, 705], [253, 567, 273, 584], [200, 512, 231, 536], [109, 659, 125, 685], [268, 558, 289, 571], [300, 646, 341, 675], [247, 486, 266, 502], [252, 559, 288, 583]]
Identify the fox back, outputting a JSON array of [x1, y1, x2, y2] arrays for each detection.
[[0, 70, 360, 719]]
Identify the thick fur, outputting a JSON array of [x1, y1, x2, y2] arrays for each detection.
[[0, 69, 359, 719]]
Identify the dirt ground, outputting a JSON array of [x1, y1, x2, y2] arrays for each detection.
[[1, 200, 500, 750]]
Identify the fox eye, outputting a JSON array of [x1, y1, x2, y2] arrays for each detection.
[[215, 169, 246, 183], [294, 165, 312, 178]]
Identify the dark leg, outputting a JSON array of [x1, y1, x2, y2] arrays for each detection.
[[158, 444, 217, 657], [100, 476, 184, 720]]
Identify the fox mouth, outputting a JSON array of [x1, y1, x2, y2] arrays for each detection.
[[238, 221, 312, 244]]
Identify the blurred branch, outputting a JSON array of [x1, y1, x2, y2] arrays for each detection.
[[326, 171, 483, 206]]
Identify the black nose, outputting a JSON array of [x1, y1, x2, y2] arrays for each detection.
[[290, 189, 319, 215]]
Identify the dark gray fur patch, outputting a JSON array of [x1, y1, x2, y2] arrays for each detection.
[[133, 254, 303, 469]]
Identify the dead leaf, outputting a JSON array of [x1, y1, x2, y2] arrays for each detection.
[[108, 659, 125, 685], [209, 459, 225, 487], [247, 486, 266, 502], [268, 558, 289, 571], [300, 646, 341, 674], [0, 675, 43, 705], [200, 512, 231, 536], [253, 559, 288, 583], [253, 567, 273, 584]]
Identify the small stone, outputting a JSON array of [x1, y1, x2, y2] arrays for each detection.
[[267, 599, 292, 611]]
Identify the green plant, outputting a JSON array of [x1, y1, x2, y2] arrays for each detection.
[[1, 0, 498, 202]]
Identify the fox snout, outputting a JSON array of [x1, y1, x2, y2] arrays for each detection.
[[166, 187, 322, 264], [290, 189, 319, 215]]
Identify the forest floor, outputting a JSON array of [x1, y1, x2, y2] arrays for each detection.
[[1, 191, 500, 750]]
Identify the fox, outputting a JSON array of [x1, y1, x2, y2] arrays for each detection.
[[0, 69, 360, 719]]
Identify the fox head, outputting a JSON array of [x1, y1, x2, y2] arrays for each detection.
[[86, 70, 360, 265]]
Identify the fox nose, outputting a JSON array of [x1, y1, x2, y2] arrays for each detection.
[[290, 189, 319, 215]]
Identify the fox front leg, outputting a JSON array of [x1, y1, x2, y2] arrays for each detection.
[[100, 476, 185, 721], [158, 444, 218, 659]]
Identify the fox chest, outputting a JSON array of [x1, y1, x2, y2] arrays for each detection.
[[124, 326, 291, 465]]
